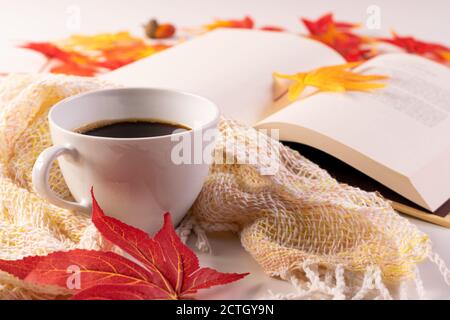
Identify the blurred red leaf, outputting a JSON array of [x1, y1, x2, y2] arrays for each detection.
[[22, 42, 93, 65], [20, 33, 170, 76], [0, 191, 248, 300], [260, 26, 285, 32], [21, 42, 98, 76], [302, 13, 358, 35], [21, 42, 68, 60], [229, 16, 254, 29], [379, 32, 450, 64], [301, 13, 373, 62]]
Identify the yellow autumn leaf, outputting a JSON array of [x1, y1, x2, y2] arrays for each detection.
[[57, 32, 144, 53], [274, 62, 388, 102], [48, 31, 169, 73], [203, 20, 234, 31]]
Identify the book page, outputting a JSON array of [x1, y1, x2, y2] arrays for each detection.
[[258, 54, 450, 211], [103, 29, 344, 125]]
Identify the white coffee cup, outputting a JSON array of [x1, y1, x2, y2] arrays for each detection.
[[32, 88, 220, 234]]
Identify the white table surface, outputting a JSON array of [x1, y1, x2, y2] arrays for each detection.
[[0, 0, 449, 299]]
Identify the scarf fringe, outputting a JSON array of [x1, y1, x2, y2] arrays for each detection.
[[180, 219, 449, 300]]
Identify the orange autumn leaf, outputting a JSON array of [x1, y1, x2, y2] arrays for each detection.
[[438, 50, 450, 63], [58, 32, 166, 70], [21, 32, 169, 76], [204, 16, 254, 31], [50, 63, 98, 77], [274, 62, 388, 102], [96, 43, 169, 70]]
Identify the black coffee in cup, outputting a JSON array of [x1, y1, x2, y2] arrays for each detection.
[[75, 119, 191, 138]]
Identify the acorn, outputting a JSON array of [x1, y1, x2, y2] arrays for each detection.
[[144, 19, 159, 38], [144, 19, 176, 39], [155, 24, 175, 39]]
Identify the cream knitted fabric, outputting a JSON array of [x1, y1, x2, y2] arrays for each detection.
[[0, 74, 117, 299], [0, 74, 447, 299], [189, 120, 447, 299]]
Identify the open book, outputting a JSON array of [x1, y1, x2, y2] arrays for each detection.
[[103, 29, 450, 227]]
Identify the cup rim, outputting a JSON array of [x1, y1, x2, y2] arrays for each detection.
[[48, 87, 221, 141]]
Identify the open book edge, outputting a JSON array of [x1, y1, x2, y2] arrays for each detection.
[[282, 141, 450, 228], [257, 53, 450, 213]]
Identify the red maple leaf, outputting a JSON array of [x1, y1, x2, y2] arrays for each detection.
[[301, 13, 374, 62], [301, 13, 358, 35], [0, 190, 248, 300], [379, 32, 450, 64]]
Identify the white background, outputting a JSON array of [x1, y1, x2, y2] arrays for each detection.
[[0, 0, 449, 299], [1, 0, 450, 42]]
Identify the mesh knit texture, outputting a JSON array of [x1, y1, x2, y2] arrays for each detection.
[[0, 74, 446, 300], [190, 120, 434, 299]]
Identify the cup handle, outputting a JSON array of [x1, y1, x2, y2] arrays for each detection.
[[32, 145, 89, 212]]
